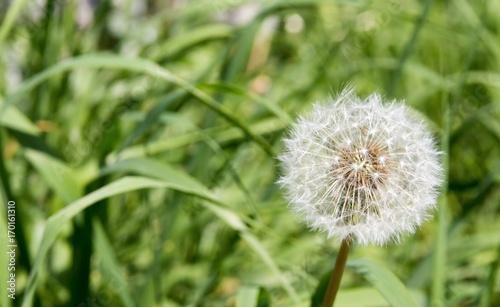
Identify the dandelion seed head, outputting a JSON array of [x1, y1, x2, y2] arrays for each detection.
[[278, 88, 443, 245]]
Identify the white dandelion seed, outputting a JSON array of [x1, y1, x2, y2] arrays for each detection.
[[278, 88, 443, 245]]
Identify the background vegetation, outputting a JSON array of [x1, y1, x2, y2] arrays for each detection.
[[0, 0, 499, 306]]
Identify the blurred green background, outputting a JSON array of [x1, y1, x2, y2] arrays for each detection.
[[0, 0, 499, 306]]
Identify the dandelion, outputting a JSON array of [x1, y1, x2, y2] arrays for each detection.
[[278, 88, 443, 306]]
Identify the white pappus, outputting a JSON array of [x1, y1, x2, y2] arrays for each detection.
[[278, 88, 444, 245]]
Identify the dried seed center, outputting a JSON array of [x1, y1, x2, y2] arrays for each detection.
[[329, 141, 390, 225], [333, 145, 389, 190]]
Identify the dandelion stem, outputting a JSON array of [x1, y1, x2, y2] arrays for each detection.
[[322, 237, 352, 307]]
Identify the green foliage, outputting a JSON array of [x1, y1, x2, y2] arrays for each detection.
[[348, 259, 420, 307], [0, 0, 499, 306]]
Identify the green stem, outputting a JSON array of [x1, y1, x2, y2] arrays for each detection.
[[322, 237, 352, 307], [431, 84, 450, 307]]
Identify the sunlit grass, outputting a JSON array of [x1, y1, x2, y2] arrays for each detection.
[[0, 0, 499, 306]]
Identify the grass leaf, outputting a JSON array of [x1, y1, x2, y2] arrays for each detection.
[[236, 285, 259, 307], [21, 176, 205, 307], [4, 54, 274, 155], [348, 259, 420, 307], [24, 149, 81, 203], [93, 220, 137, 307], [0, 99, 40, 135]]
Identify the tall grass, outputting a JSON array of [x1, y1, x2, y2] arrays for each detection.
[[0, 0, 499, 306]]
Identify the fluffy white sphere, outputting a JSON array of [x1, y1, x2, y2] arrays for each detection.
[[278, 88, 443, 245]]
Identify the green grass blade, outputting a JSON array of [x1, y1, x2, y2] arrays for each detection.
[[479, 239, 500, 307], [201, 202, 299, 301], [108, 117, 286, 163], [8, 128, 60, 158], [199, 82, 292, 124], [93, 220, 137, 307], [3, 54, 273, 154], [0, 99, 40, 135], [453, 0, 500, 58], [336, 287, 393, 307], [236, 285, 259, 307], [450, 102, 499, 144], [118, 89, 185, 151], [100, 158, 298, 301], [21, 176, 208, 307], [21, 156, 298, 304], [432, 14, 482, 302], [222, 21, 260, 82], [348, 259, 420, 307], [431, 91, 450, 307], [240, 232, 299, 303], [99, 158, 213, 197], [24, 149, 81, 203], [387, 0, 434, 95], [0, 0, 29, 49], [149, 24, 233, 61]]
